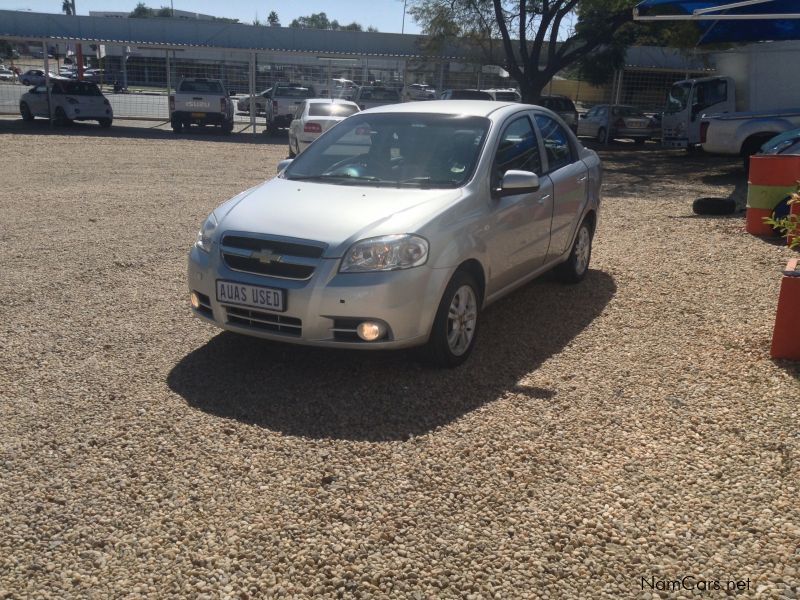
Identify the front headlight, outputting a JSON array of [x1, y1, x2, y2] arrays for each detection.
[[195, 213, 218, 253], [340, 234, 429, 273]]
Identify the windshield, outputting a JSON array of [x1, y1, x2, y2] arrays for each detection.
[[666, 82, 691, 114], [494, 91, 520, 101], [53, 81, 102, 96], [284, 113, 490, 189], [308, 103, 360, 117]]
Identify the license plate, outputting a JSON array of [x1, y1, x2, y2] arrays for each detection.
[[628, 121, 647, 128], [216, 280, 285, 312], [191, 112, 206, 118]]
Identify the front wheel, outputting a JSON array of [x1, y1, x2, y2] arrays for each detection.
[[418, 270, 480, 368], [20, 102, 33, 121], [98, 118, 112, 128], [54, 107, 71, 126], [172, 120, 183, 134], [555, 220, 593, 283], [596, 127, 607, 144]]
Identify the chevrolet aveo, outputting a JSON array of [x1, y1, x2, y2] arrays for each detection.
[[188, 101, 602, 367]]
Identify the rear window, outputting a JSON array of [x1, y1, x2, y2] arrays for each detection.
[[179, 80, 224, 94], [612, 106, 646, 118], [494, 91, 520, 101], [359, 88, 401, 101], [451, 90, 493, 100], [275, 86, 315, 98], [308, 103, 359, 117], [53, 81, 102, 96], [541, 97, 576, 112]]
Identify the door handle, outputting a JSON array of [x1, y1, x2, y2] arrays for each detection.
[[537, 194, 551, 204], [576, 176, 587, 183]]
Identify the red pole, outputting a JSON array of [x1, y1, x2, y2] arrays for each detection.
[[77, 44, 84, 80]]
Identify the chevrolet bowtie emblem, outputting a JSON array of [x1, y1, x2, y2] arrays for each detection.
[[251, 249, 282, 264]]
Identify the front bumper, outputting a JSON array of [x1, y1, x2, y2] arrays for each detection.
[[187, 244, 451, 349]]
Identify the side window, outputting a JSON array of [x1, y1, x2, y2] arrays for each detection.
[[695, 79, 727, 109], [492, 116, 542, 189], [535, 114, 573, 173], [585, 107, 596, 118]]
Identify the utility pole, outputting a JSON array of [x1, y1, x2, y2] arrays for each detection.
[[401, 0, 407, 34]]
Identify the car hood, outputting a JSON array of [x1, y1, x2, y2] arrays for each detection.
[[216, 177, 463, 257]]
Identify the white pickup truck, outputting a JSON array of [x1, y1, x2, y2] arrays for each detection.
[[169, 78, 234, 134], [265, 83, 316, 135], [662, 41, 800, 162]]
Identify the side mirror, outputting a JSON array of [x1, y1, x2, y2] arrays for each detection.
[[277, 158, 293, 173], [497, 170, 540, 197]]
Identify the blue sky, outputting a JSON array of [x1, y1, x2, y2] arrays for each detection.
[[3, 0, 423, 34]]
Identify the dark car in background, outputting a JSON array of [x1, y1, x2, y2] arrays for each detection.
[[538, 95, 579, 133]]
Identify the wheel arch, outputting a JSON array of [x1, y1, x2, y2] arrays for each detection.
[[454, 258, 486, 308]]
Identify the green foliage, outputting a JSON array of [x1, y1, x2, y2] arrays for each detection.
[[155, 6, 172, 17], [61, 0, 75, 16], [0, 40, 14, 60], [288, 11, 372, 31], [129, 2, 154, 17], [267, 11, 280, 26], [764, 192, 800, 250], [408, 0, 697, 99]]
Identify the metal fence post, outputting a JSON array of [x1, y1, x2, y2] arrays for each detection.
[[249, 51, 256, 135], [44, 42, 53, 127], [165, 49, 171, 121]]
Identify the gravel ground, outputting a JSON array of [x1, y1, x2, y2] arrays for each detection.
[[0, 118, 798, 599]]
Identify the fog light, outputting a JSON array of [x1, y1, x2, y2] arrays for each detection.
[[190, 292, 200, 309], [357, 321, 386, 341]]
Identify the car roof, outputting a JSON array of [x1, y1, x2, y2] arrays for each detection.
[[306, 98, 358, 106], [361, 100, 524, 119]]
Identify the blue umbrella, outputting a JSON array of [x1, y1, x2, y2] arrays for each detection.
[[634, 0, 800, 44]]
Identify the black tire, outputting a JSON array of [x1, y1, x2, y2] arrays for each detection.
[[692, 197, 736, 215], [98, 118, 112, 128], [288, 138, 296, 158], [54, 107, 71, 126], [21, 78, 30, 86], [222, 120, 234, 134], [20, 102, 33, 122], [634, 138, 647, 145], [418, 270, 480, 368], [172, 120, 182, 134], [555, 219, 593, 283], [596, 127, 607, 144]]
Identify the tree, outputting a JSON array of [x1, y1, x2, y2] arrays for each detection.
[[129, 2, 154, 18], [155, 6, 172, 17], [267, 11, 280, 26], [61, 0, 75, 15], [408, 0, 689, 102], [288, 12, 374, 31]]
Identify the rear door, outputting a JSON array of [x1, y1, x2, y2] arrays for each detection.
[[534, 113, 587, 258]]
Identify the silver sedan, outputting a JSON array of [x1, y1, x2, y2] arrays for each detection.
[[188, 100, 602, 367]]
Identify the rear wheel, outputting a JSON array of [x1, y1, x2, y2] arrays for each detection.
[[222, 120, 234, 134], [634, 138, 647, 145], [418, 270, 480, 368], [172, 120, 183, 134], [555, 219, 593, 283], [288, 136, 296, 158], [596, 127, 607, 144], [98, 118, 112, 128], [20, 102, 33, 122]]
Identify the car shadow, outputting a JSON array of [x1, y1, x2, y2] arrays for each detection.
[[0, 117, 288, 146], [166, 269, 616, 442]]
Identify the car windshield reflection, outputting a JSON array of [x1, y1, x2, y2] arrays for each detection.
[[284, 113, 490, 189]]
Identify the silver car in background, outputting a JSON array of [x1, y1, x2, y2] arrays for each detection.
[[287, 99, 360, 157], [188, 101, 602, 367]]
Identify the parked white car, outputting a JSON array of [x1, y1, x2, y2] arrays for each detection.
[[0, 66, 14, 81], [188, 101, 602, 367], [402, 83, 436, 101], [19, 79, 113, 126], [236, 87, 272, 114], [19, 69, 64, 86], [287, 99, 360, 157]]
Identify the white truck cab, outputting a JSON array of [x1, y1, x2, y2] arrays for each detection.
[[662, 76, 735, 149]]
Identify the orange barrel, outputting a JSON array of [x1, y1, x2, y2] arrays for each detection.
[[747, 155, 800, 236], [770, 258, 800, 360]]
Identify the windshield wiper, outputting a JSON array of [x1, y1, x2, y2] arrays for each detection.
[[288, 173, 382, 183], [396, 177, 459, 188]]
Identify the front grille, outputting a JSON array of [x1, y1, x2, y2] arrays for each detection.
[[221, 234, 325, 280], [224, 305, 302, 337]]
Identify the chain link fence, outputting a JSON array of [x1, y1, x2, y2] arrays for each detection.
[[0, 38, 712, 132]]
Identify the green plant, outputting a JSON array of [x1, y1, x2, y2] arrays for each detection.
[[764, 190, 800, 249]]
